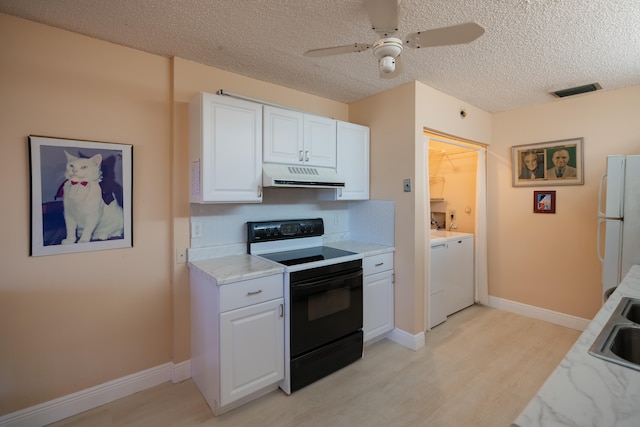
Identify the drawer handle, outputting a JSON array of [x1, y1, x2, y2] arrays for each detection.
[[247, 290, 263, 296], [375, 262, 384, 267]]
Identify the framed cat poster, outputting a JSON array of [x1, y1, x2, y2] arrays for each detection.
[[28, 135, 133, 256]]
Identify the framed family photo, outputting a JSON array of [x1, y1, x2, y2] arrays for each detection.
[[29, 136, 133, 256], [511, 138, 584, 187], [533, 190, 556, 213]]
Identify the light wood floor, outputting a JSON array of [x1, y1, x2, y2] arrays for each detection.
[[49, 305, 581, 427]]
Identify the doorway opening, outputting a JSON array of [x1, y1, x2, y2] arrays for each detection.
[[424, 130, 488, 331]]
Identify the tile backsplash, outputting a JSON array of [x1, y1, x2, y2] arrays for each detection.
[[189, 188, 394, 259]]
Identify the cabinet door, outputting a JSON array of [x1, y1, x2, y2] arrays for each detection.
[[444, 237, 474, 316], [263, 105, 304, 164], [303, 114, 337, 167], [363, 270, 394, 343], [191, 93, 263, 203], [336, 121, 370, 200], [220, 298, 284, 407]]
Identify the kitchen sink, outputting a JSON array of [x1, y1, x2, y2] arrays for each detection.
[[610, 327, 640, 364], [589, 297, 640, 371], [625, 302, 640, 323]]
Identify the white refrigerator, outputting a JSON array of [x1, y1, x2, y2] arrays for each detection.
[[597, 155, 640, 298]]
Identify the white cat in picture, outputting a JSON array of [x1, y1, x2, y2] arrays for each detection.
[[61, 151, 124, 244]]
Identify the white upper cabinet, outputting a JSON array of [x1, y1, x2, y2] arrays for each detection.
[[336, 121, 370, 200], [263, 105, 337, 168], [303, 114, 337, 168], [189, 93, 263, 203], [320, 120, 370, 201], [263, 106, 304, 165]]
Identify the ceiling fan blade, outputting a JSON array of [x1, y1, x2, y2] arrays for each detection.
[[380, 54, 403, 79], [304, 43, 372, 57], [405, 22, 485, 49], [364, 0, 399, 36]]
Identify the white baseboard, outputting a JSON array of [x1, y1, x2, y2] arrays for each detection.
[[386, 328, 425, 351], [172, 359, 192, 383], [488, 296, 590, 331], [0, 360, 192, 427]]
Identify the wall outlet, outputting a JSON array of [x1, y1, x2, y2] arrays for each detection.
[[176, 248, 187, 264], [450, 210, 456, 221], [403, 178, 412, 192], [191, 222, 202, 239]]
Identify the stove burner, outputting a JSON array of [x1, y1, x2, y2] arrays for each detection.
[[259, 246, 356, 266]]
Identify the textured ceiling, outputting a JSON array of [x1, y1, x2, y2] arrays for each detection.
[[1, 0, 639, 112]]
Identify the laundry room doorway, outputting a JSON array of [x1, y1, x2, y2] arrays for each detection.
[[424, 130, 488, 331]]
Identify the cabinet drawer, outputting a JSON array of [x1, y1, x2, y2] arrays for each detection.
[[219, 274, 283, 312], [363, 252, 394, 276]]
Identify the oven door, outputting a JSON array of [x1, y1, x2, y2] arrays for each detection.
[[289, 261, 363, 357]]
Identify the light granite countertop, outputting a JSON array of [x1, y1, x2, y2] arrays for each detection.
[[513, 265, 640, 427], [189, 254, 284, 285], [325, 240, 395, 256]]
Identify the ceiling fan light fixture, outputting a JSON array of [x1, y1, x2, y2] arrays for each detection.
[[379, 56, 396, 73]]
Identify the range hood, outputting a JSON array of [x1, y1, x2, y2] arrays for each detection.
[[262, 163, 345, 188]]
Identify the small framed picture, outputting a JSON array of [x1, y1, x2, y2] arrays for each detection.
[[511, 138, 584, 187], [29, 135, 133, 256], [533, 190, 556, 214]]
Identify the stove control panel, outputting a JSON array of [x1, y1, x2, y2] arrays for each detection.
[[247, 218, 324, 243]]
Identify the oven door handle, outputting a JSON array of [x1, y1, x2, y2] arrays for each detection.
[[292, 270, 362, 293]]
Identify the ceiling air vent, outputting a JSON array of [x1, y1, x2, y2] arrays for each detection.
[[551, 83, 602, 98]]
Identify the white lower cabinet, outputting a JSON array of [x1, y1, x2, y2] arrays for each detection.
[[191, 271, 284, 415], [363, 252, 394, 343], [219, 298, 284, 406]]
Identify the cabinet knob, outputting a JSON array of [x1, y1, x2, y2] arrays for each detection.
[[375, 262, 384, 267], [298, 150, 304, 162], [305, 150, 310, 162], [246, 290, 263, 296]]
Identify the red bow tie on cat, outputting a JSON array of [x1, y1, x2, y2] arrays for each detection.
[[70, 180, 88, 186]]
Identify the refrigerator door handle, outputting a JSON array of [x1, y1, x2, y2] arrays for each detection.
[[597, 218, 605, 263], [597, 172, 607, 217]]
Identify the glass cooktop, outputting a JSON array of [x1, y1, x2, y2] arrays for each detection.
[[259, 246, 357, 266]]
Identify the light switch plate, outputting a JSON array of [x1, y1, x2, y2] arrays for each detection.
[[403, 178, 412, 192]]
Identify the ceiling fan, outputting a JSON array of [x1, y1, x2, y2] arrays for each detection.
[[303, 0, 485, 78]]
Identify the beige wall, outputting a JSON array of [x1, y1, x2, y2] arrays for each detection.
[[490, 86, 640, 319], [0, 14, 172, 413]]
